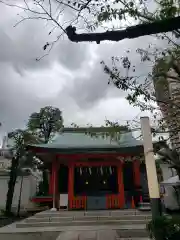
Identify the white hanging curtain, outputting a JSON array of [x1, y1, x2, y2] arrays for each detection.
[[100, 166, 103, 175], [80, 167, 82, 175], [109, 166, 112, 175], [88, 167, 92, 175]]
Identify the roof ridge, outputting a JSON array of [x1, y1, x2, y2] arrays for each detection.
[[62, 127, 129, 133]]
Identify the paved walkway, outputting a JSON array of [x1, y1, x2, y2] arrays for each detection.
[[0, 210, 150, 240], [56, 230, 118, 240]]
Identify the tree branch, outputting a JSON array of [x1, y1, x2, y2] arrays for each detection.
[[14, 16, 51, 27], [0, 0, 46, 15], [66, 16, 180, 43]]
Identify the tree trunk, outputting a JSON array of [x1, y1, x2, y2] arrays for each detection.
[[42, 138, 49, 196], [17, 175, 23, 217], [5, 157, 19, 215]]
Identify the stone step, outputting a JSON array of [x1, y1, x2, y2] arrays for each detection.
[[138, 207, 151, 212], [0, 224, 149, 240], [116, 229, 148, 238], [96, 230, 118, 240], [25, 214, 151, 223], [139, 203, 151, 207], [35, 210, 151, 218], [138, 202, 151, 211], [116, 238, 150, 240], [78, 230, 97, 240], [0, 230, 61, 240], [139, 202, 150, 205], [0, 229, 149, 240], [56, 231, 81, 240], [16, 219, 150, 228]]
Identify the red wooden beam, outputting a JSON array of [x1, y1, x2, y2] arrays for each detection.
[[28, 146, 133, 159], [56, 153, 131, 160], [31, 197, 53, 203]]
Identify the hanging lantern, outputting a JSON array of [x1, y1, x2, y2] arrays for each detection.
[[109, 166, 112, 175], [89, 167, 92, 175]]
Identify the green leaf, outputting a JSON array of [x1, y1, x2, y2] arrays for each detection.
[[129, 1, 134, 7], [43, 43, 49, 51], [27, 106, 63, 143]]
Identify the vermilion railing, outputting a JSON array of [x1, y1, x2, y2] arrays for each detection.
[[70, 196, 87, 210], [69, 194, 124, 210], [106, 194, 121, 209]]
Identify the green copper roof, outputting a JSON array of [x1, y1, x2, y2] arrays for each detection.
[[28, 128, 143, 150]]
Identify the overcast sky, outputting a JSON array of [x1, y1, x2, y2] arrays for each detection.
[[0, 2, 157, 139]]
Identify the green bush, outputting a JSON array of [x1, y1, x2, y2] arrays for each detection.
[[147, 216, 180, 240]]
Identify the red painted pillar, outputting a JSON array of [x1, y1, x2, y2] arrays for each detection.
[[49, 163, 55, 196], [68, 162, 74, 209], [49, 170, 53, 195], [133, 159, 141, 206], [117, 161, 125, 208], [56, 162, 60, 210], [51, 159, 59, 209]]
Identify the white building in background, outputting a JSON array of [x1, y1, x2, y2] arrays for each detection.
[[0, 170, 39, 211], [0, 134, 41, 211], [0, 152, 40, 211], [160, 164, 180, 211], [167, 69, 180, 150], [0, 153, 40, 211], [154, 67, 180, 150]]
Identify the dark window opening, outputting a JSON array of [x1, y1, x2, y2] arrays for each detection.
[[58, 164, 68, 193], [74, 166, 118, 196], [123, 162, 135, 207], [123, 162, 134, 191]]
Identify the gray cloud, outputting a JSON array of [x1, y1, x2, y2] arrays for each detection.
[[0, 3, 91, 74], [68, 36, 160, 108], [69, 57, 121, 109], [0, 64, 71, 134], [55, 42, 91, 71], [0, 1, 165, 137]]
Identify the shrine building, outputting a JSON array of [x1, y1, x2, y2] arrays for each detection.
[[27, 127, 152, 211]]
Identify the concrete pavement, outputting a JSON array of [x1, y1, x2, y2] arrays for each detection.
[[56, 230, 150, 240], [0, 209, 151, 240]]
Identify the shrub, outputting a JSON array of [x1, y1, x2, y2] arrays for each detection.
[[147, 216, 180, 240]]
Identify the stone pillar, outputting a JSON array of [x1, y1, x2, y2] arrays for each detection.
[[141, 116, 161, 219]]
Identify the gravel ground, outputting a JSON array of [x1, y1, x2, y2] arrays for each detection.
[[0, 216, 26, 227], [0, 212, 37, 228]]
